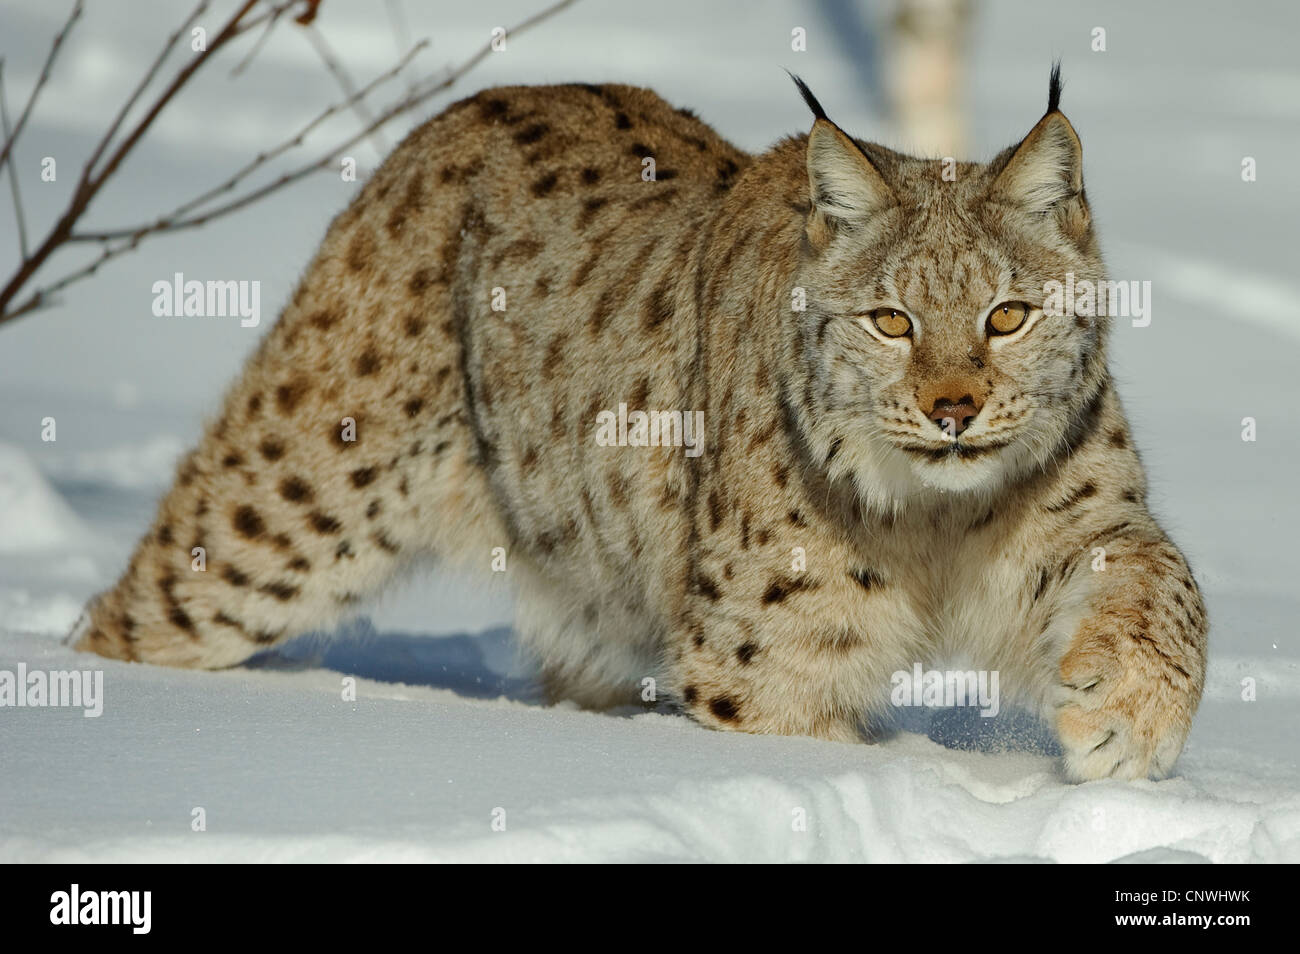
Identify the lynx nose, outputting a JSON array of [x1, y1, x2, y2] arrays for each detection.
[[929, 396, 981, 437]]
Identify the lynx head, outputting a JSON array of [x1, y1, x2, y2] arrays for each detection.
[[789, 66, 1108, 513]]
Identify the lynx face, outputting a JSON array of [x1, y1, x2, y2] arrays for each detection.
[[792, 80, 1108, 503]]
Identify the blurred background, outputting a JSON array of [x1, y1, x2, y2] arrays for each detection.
[[0, 0, 1296, 655]]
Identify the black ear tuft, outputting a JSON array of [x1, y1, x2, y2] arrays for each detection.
[[786, 70, 829, 122], [1047, 61, 1063, 114]]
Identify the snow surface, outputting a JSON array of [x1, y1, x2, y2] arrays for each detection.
[[1, 0, 1298, 862]]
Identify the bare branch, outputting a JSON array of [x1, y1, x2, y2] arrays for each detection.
[[431, 0, 579, 102], [301, 23, 390, 156], [1, 238, 136, 323], [385, 0, 415, 92], [0, 61, 31, 258], [0, 0, 581, 327], [226, 0, 309, 38], [80, 0, 211, 190], [0, 0, 268, 319], [0, 0, 83, 171], [78, 0, 580, 240], [69, 38, 429, 244], [228, 0, 304, 78], [227, 11, 280, 78]]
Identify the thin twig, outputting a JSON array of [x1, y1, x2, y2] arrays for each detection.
[[0, 0, 83, 171], [302, 23, 389, 155], [1, 238, 133, 323], [69, 38, 429, 244], [228, 0, 305, 77], [385, 0, 415, 91], [1, 0, 581, 326], [82, 0, 580, 237], [226, 0, 307, 39], [0, 0, 260, 319], [0, 61, 31, 258], [227, 11, 279, 77], [80, 0, 211, 190], [431, 0, 579, 99]]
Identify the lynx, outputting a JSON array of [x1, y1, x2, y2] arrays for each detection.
[[72, 68, 1207, 781]]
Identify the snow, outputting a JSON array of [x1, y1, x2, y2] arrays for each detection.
[[3, 598, 1297, 862], [1, 0, 1298, 862], [0, 443, 94, 553]]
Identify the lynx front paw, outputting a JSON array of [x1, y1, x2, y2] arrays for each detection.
[[1054, 646, 1196, 782]]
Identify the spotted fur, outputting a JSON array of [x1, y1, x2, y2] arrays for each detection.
[[73, 75, 1206, 781]]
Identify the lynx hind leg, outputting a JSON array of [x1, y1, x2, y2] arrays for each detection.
[[75, 199, 500, 668], [512, 562, 662, 710]]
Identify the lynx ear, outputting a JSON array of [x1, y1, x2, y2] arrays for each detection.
[[790, 73, 893, 221], [991, 66, 1084, 214], [991, 112, 1083, 213], [806, 120, 895, 219]]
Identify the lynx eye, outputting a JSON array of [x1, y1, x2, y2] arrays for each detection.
[[870, 307, 912, 338], [987, 301, 1030, 335]]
